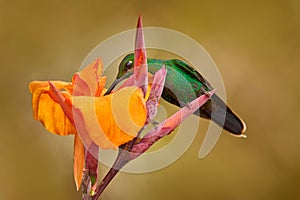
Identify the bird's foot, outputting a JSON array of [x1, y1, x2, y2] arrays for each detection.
[[181, 102, 193, 109], [151, 120, 160, 129], [201, 87, 212, 98]]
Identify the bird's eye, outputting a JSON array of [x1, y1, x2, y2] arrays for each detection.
[[125, 60, 133, 70]]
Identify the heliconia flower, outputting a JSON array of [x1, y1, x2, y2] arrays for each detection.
[[29, 59, 147, 191]]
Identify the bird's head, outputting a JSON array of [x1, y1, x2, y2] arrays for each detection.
[[104, 53, 135, 95], [116, 53, 135, 79]]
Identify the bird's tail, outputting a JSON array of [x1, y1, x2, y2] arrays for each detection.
[[197, 94, 246, 136]]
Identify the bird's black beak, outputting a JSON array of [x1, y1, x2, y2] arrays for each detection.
[[104, 72, 132, 96], [104, 77, 123, 95]]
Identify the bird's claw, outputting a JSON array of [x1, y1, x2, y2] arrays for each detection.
[[151, 120, 160, 129], [181, 102, 193, 109], [201, 87, 212, 98]]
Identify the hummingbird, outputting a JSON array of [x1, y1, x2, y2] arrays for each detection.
[[105, 53, 246, 136]]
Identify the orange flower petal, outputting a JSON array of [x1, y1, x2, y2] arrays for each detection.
[[29, 81, 72, 94], [48, 81, 75, 123], [111, 86, 147, 135], [73, 134, 85, 190], [72, 86, 147, 149], [29, 81, 76, 135], [72, 59, 104, 97]]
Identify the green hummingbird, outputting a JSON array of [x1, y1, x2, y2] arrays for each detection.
[[105, 53, 246, 136]]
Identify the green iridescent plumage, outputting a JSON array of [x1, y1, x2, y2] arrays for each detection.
[[107, 53, 246, 136]]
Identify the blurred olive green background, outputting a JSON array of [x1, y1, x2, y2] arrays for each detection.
[[1, 0, 299, 199]]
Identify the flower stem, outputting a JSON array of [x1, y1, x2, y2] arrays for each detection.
[[91, 141, 136, 200], [82, 170, 92, 200]]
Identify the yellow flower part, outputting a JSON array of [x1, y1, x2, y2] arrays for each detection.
[[72, 86, 147, 149], [29, 58, 147, 190], [29, 80, 84, 190], [29, 81, 75, 136]]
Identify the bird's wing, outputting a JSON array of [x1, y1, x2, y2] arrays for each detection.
[[172, 59, 213, 90]]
